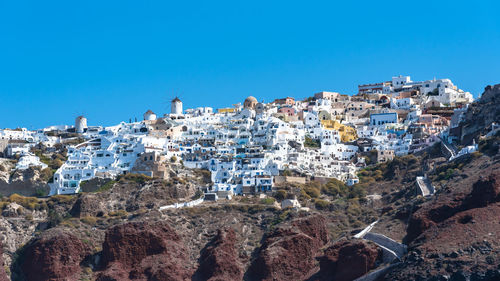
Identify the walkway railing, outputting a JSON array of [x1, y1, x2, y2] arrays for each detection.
[[159, 196, 204, 211]]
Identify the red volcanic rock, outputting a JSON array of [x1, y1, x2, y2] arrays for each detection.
[[292, 214, 329, 248], [316, 240, 381, 281], [406, 212, 436, 243], [20, 230, 90, 281], [249, 214, 329, 281], [406, 172, 500, 243], [195, 228, 243, 281], [464, 173, 500, 208], [0, 241, 8, 281], [387, 204, 500, 280], [97, 221, 192, 281]]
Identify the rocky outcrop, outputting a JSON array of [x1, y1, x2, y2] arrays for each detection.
[[248, 214, 329, 281], [97, 221, 192, 281], [315, 240, 381, 281], [0, 166, 49, 197], [459, 84, 500, 144], [0, 241, 8, 281], [19, 230, 90, 281], [406, 172, 500, 243], [390, 159, 500, 280], [463, 173, 500, 208], [194, 228, 243, 281], [387, 204, 500, 280], [70, 193, 106, 218], [1, 202, 23, 217]]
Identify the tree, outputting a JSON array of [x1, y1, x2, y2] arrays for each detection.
[[274, 190, 287, 200], [304, 136, 320, 148]]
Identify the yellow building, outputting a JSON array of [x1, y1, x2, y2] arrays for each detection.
[[320, 120, 358, 142], [218, 108, 238, 114]]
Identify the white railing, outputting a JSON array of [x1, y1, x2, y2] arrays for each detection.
[[416, 176, 435, 197], [159, 196, 204, 211]]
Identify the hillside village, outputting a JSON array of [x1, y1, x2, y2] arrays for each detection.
[[0, 75, 477, 198]]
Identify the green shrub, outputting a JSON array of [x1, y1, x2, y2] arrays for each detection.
[[304, 136, 320, 148], [304, 186, 320, 198], [314, 199, 331, 210], [96, 180, 116, 192], [35, 189, 46, 197], [50, 194, 74, 204], [273, 190, 288, 201], [322, 178, 348, 196], [109, 210, 128, 218], [260, 198, 276, 205], [478, 136, 500, 156], [8, 194, 40, 210], [118, 173, 151, 184], [39, 168, 53, 182], [47, 209, 66, 227], [348, 184, 366, 199], [80, 216, 98, 225]]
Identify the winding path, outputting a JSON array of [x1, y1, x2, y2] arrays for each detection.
[[354, 221, 407, 262], [416, 176, 435, 197]]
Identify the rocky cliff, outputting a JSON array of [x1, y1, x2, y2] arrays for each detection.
[[459, 84, 500, 144], [17, 230, 90, 281], [1, 84, 500, 280], [0, 242, 8, 281], [97, 221, 193, 281], [194, 227, 243, 281], [387, 154, 500, 280], [0, 163, 49, 197]]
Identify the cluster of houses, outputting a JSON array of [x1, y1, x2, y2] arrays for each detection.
[[0, 75, 477, 197]]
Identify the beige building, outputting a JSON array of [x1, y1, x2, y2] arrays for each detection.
[[314, 91, 341, 102], [131, 151, 171, 179], [377, 150, 394, 163]]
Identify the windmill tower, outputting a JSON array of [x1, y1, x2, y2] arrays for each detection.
[[75, 116, 87, 133], [171, 97, 183, 115]]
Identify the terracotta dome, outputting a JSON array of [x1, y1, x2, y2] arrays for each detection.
[[244, 96, 258, 109]]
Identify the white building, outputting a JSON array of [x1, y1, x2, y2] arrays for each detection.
[[75, 116, 87, 133], [143, 110, 157, 121], [15, 152, 48, 170], [171, 97, 183, 115], [370, 111, 398, 126]]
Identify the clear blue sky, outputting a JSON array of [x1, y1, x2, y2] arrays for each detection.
[[1, 0, 499, 129]]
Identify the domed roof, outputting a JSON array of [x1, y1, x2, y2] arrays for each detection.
[[144, 109, 155, 115], [245, 96, 257, 103]]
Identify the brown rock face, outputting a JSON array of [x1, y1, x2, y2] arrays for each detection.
[[97, 221, 192, 281], [391, 161, 500, 280], [387, 204, 500, 280], [70, 193, 106, 218], [316, 240, 381, 281], [464, 173, 500, 208], [0, 241, 9, 281], [195, 228, 243, 281], [20, 230, 90, 281], [249, 214, 329, 281], [406, 172, 500, 243], [460, 84, 500, 144]]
